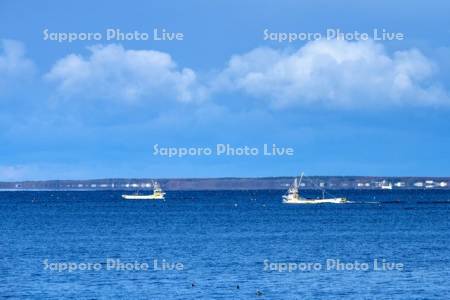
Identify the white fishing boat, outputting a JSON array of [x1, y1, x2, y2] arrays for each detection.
[[282, 173, 347, 204], [122, 181, 166, 200], [380, 180, 393, 190]]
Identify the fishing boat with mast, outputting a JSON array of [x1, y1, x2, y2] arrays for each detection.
[[122, 181, 166, 200], [282, 172, 348, 204], [380, 180, 393, 190]]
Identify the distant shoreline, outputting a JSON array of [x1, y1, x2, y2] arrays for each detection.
[[1, 176, 449, 191]]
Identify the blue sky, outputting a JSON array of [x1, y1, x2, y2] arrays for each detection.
[[1, 0, 449, 180]]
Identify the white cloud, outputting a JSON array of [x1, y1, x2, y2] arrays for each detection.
[[45, 44, 205, 103], [0, 163, 98, 181], [0, 40, 35, 92], [0, 165, 31, 181], [214, 39, 449, 108]]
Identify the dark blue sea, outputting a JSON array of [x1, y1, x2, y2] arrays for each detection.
[[1, 190, 450, 299]]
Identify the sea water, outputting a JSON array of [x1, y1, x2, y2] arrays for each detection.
[[1, 190, 449, 299]]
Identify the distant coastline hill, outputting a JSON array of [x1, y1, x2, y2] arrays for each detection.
[[0, 176, 449, 190]]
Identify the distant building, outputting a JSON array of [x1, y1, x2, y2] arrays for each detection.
[[356, 182, 370, 188], [394, 182, 405, 187]]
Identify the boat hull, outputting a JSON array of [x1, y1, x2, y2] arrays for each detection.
[[121, 194, 165, 200], [283, 197, 347, 204]]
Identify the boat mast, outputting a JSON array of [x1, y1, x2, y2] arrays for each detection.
[[298, 172, 304, 188], [297, 172, 304, 196]]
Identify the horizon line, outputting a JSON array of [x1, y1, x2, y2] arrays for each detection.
[[2, 174, 450, 183]]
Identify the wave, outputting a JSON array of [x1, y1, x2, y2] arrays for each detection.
[[416, 200, 450, 204]]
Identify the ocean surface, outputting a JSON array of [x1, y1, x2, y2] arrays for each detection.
[[1, 190, 450, 299]]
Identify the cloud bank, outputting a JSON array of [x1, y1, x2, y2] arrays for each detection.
[[18, 38, 450, 110], [215, 39, 449, 108]]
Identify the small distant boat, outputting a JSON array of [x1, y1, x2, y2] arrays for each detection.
[[380, 180, 393, 190], [122, 181, 166, 200], [282, 172, 347, 204]]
